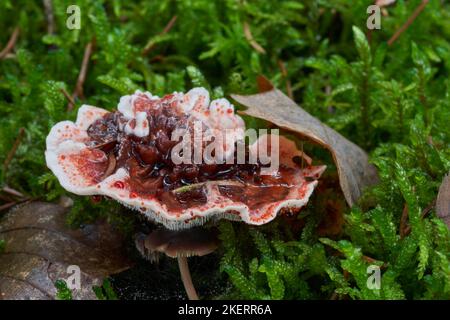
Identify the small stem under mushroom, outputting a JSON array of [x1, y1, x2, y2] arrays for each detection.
[[177, 256, 199, 300]]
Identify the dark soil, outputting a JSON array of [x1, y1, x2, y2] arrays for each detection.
[[110, 249, 229, 300]]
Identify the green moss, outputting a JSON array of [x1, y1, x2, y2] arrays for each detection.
[[55, 279, 73, 300], [93, 278, 118, 300]]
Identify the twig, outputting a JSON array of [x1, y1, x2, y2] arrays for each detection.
[[0, 27, 20, 59], [0, 197, 33, 212], [362, 255, 387, 269], [142, 15, 178, 56], [399, 203, 409, 239], [367, 29, 373, 46], [403, 199, 436, 236], [67, 40, 94, 111], [0, 194, 14, 202], [277, 60, 293, 99], [43, 0, 55, 35], [74, 41, 94, 99], [161, 15, 178, 34], [366, 0, 378, 45], [420, 198, 437, 219], [376, 0, 395, 17], [334, 249, 387, 269], [0, 201, 18, 212], [376, 0, 396, 6], [387, 0, 429, 46], [60, 88, 76, 107], [2, 186, 25, 199], [149, 55, 165, 63], [343, 270, 350, 280], [360, 63, 371, 146], [243, 22, 266, 54], [3, 128, 25, 174]]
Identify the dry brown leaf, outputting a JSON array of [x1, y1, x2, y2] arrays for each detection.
[[0, 202, 131, 300], [231, 87, 379, 207], [436, 173, 450, 228]]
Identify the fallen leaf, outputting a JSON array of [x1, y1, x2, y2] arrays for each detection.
[[0, 202, 131, 300], [436, 173, 450, 228], [257, 75, 274, 93], [231, 88, 379, 207]]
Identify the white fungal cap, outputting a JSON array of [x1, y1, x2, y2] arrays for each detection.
[[178, 87, 210, 113], [124, 111, 150, 137], [45, 88, 326, 230], [118, 90, 159, 120]]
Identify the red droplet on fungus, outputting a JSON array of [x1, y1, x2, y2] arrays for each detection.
[[114, 181, 125, 189]]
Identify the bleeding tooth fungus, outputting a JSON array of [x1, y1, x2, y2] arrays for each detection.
[[45, 88, 325, 299]]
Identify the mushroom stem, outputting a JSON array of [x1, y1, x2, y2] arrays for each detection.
[[177, 256, 199, 300]]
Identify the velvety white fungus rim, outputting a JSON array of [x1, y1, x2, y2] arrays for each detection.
[[45, 88, 326, 230]]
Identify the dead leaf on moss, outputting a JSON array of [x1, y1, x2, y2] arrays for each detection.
[[436, 173, 450, 228], [231, 87, 379, 207], [0, 202, 131, 300]]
